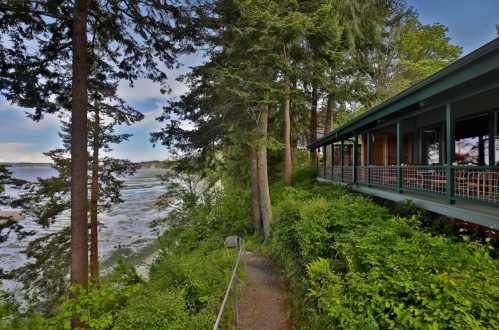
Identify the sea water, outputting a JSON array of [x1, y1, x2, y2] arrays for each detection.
[[0, 164, 168, 291]]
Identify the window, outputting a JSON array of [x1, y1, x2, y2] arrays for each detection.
[[455, 115, 489, 166], [496, 112, 499, 166], [343, 144, 353, 166], [422, 128, 441, 165], [402, 133, 414, 165]]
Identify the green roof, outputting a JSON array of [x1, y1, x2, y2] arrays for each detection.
[[308, 37, 499, 149]]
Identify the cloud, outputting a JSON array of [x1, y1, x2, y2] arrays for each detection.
[[117, 78, 189, 102], [0, 99, 60, 132], [0, 143, 51, 163], [116, 52, 204, 102], [0, 53, 205, 163]]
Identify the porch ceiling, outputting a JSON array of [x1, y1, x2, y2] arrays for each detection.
[[309, 37, 499, 149]]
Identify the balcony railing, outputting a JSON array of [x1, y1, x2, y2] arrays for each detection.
[[455, 166, 499, 203], [318, 165, 499, 205], [401, 165, 447, 196]]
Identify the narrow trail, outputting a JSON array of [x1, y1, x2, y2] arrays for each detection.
[[238, 251, 291, 330]]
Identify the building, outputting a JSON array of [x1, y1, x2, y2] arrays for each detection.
[[308, 38, 499, 228]]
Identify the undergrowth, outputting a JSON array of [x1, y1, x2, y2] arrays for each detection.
[[0, 180, 248, 329], [270, 167, 499, 329]]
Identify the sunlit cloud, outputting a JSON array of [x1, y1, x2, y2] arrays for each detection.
[[0, 143, 51, 163]]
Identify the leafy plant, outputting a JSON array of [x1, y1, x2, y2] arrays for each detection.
[[271, 169, 499, 329]]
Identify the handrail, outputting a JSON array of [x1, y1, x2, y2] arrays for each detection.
[[213, 237, 244, 330]]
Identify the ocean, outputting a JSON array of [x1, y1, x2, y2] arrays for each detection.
[[1, 164, 168, 291]]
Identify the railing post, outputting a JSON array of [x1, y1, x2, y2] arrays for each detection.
[[396, 121, 403, 193], [340, 139, 344, 182], [489, 111, 497, 166], [353, 135, 358, 184], [367, 132, 372, 187], [446, 104, 455, 204]]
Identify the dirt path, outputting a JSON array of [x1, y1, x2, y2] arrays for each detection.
[[238, 251, 291, 330]]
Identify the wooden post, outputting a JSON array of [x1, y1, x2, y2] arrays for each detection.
[[331, 143, 335, 180], [396, 121, 402, 193], [323, 146, 327, 177], [440, 122, 446, 164], [340, 139, 344, 182], [415, 128, 422, 164], [446, 104, 455, 204], [367, 132, 372, 186], [489, 111, 496, 166], [353, 135, 358, 184], [315, 148, 319, 177]]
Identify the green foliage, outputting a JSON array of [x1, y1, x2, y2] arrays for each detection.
[[1, 178, 245, 329], [113, 241, 236, 330], [271, 171, 499, 329], [0, 271, 140, 330]]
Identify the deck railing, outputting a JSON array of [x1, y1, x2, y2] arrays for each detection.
[[454, 166, 499, 203], [318, 165, 499, 205], [401, 165, 447, 196]]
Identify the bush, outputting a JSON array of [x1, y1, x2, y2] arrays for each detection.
[[113, 242, 236, 330], [271, 173, 499, 329], [1, 184, 243, 330]]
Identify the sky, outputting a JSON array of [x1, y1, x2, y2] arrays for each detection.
[[1, 1, 498, 163]]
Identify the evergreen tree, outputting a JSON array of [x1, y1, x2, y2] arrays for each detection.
[[0, 0, 197, 291], [0, 166, 29, 245], [10, 73, 143, 308]]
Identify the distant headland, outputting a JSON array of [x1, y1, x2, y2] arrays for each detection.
[[1, 161, 166, 169]]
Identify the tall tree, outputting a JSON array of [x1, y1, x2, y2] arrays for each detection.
[[1, 0, 196, 292], [354, 2, 461, 104], [249, 146, 261, 231], [71, 0, 89, 291]]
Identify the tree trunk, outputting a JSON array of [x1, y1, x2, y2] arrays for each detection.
[[249, 146, 261, 233], [283, 87, 292, 186], [310, 83, 318, 161], [71, 0, 88, 292], [89, 107, 99, 283], [257, 106, 272, 242], [324, 94, 334, 169]]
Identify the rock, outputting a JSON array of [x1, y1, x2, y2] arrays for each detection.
[[224, 235, 241, 248], [0, 211, 24, 221]]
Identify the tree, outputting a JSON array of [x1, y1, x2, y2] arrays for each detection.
[[71, 0, 90, 294], [152, 0, 279, 239], [11, 79, 143, 307], [354, 2, 461, 104], [0, 166, 29, 245], [1, 0, 196, 292]]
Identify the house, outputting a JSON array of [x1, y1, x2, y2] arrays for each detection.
[[308, 37, 499, 228]]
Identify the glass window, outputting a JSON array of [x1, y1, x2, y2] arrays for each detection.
[[402, 133, 414, 165], [333, 144, 341, 166], [496, 112, 499, 166], [343, 144, 353, 166], [455, 115, 489, 166], [422, 128, 441, 165]]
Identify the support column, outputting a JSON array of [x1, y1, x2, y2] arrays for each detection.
[[396, 121, 403, 193], [331, 143, 335, 180], [446, 104, 455, 204], [353, 135, 358, 184], [489, 111, 496, 166], [414, 128, 420, 164], [315, 148, 320, 177], [367, 132, 372, 186], [323, 145, 327, 177], [340, 139, 344, 182]]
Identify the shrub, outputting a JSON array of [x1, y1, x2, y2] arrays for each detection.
[[271, 174, 499, 329]]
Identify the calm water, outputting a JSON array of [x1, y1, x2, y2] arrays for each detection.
[[1, 165, 168, 290]]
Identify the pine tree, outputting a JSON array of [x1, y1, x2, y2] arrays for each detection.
[[1, 0, 197, 292], [11, 74, 143, 307]]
